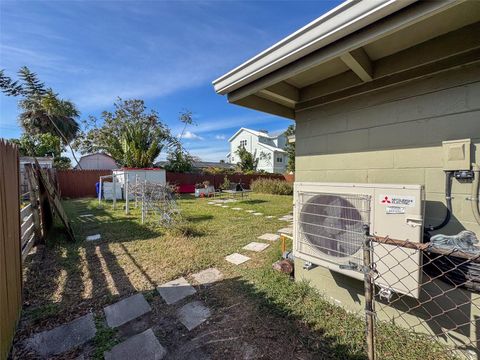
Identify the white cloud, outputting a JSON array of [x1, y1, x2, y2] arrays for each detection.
[[215, 134, 226, 140], [180, 131, 204, 140]]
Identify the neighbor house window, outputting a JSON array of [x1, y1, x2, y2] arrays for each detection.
[[276, 157, 283, 162], [240, 140, 247, 147]]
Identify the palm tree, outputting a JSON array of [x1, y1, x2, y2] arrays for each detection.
[[0, 67, 82, 167]]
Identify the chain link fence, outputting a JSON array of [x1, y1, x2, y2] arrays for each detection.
[[365, 235, 480, 360]]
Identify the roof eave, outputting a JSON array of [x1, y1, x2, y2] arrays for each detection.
[[213, 0, 417, 95]]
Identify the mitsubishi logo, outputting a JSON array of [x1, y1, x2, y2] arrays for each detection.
[[381, 196, 391, 204]]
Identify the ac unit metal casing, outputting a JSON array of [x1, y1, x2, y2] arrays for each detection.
[[294, 182, 424, 298]]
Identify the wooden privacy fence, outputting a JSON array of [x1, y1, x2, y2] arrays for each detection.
[[57, 169, 112, 198], [0, 140, 22, 360], [56, 169, 290, 198]]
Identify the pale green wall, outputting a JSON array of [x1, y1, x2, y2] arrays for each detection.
[[294, 62, 480, 356]]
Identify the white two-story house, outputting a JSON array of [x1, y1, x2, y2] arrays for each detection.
[[227, 127, 287, 173]]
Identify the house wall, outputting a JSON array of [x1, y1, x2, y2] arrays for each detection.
[[293, 62, 480, 354], [230, 130, 287, 173]]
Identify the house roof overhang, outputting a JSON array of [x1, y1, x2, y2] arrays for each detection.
[[213, 0, 480, 120]]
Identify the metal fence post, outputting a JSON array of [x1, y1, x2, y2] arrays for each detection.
[[363, 225, 375, 360]]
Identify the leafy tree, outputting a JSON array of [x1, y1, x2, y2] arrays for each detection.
[[75, 98, 176, 168], [235, 145, 258, 172], [0, 67, 81, 166], [10, 133, 71, 169], [284, 124, 295, 172], [164, 145, 194, 173], [164, 110, 197, 172]]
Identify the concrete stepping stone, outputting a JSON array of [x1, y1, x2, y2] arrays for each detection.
[[245, 210, 255, 213], [252, 212, 263, 216], [225, 253, 250, 265], [258, 233, 280, 241], [177, 301, 211, 331], [277, 227, 293, 235], [78, 214, 94, 218], [207, 202, 215, 205], [231, 207, 242, 210], [191, 268, 223, 285], [86, 234, 101, 241], [104, 328, 166, 360], [214, 203, 223, 207], [265, 216, 275, 219], [243, 242, 270, 252], [104, 293, 152, 328], [25, 313, 96, 357], [157, 277, 196, 305], [221, 205, 229, 208]]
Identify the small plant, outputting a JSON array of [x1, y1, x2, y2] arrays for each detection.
[[251, 178, 293, 195], [93, 316, 118, 359], [219, 176, 231, 191]]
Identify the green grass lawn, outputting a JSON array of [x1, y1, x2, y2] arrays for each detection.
[[15, 193, 453, 359]]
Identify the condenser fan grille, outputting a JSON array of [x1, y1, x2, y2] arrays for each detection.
[[297, 192, 371, 264]]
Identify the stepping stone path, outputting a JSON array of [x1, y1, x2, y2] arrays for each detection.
[[78, 214, 94, 218], [25, 313, 96, 357], [258, 233, 280, 241], [232, 207, 242, 211], [265, 216, 275, 219], [104, 293, 152, 328], [104, 328, 167, 360], [225, 253, 250, 265], [86, 234, 101, 241], [243, 242, 270, 252], [221, 205, 229, 208], [279, 214, 294, 221], [278, 227, 293, 235], [253, 212, 263, 216], [245, 210, 255, 213], [177, 301, 211, 330], [207, 202, 215, 205], [214, 204, 223, 207], [157, 277, 196, 305], [191, 268, 223, 285]]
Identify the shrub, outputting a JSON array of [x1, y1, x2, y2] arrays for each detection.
[[219, 176, 232, 190], [250, 178, 293, 195]]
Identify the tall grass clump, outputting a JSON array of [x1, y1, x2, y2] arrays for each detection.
[[250, 178, 293, 195]]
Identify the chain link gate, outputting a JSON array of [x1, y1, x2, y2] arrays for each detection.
[[364, 233, 480, 360]]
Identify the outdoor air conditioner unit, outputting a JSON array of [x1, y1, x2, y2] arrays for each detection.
[[294, 182, 425, 298]]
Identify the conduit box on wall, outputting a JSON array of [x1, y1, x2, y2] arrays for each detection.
[[442, 139, 471, 171]]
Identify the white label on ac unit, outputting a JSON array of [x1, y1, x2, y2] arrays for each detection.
[[386, 205, 405, 214], [379, 194, 415, 207]]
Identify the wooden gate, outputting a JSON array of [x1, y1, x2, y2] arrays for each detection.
[[0, 140, 22, 360]]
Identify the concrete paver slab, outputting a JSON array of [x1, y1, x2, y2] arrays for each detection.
[[277, 227, 293, 235], [25, 313, 96, 357], [245, 210, 255, 213], [104, 328, 166, 360], [104, 293, 151, 328], [231, 207, 242, 210], [252, 212, 263, 216], [225, 253, 250, 265], [157, 277, 196, 305], [177, 301, 211, 331], [258, 233, 280, 241], [86, 234, 101, 241], [242, 242, 270, 252], [191, 268, 223, 285]]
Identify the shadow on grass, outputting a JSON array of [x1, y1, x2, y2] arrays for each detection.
[[239, 199, 267, 205], [185, 214, 214, 223]]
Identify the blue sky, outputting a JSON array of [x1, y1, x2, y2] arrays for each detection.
[[0, 0, 341, 161]]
